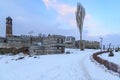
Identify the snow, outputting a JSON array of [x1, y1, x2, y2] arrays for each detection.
[[0, 49, 120, 80], [85, 53, 120, 80], [99, 51, 120, 65]]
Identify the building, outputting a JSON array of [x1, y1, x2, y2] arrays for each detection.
[[0, 16, 75, 54], [3, 35, 43, 48], [0, 37, 6, 48], [76, 40, 100, 49], [84, 40, 100, 49], [65, 36, 75, 48], [6, 16, 12, 37], [3, 16, 43, 48], [0, 37, 6, 43], [29, 42, 44, 55], [29, 34, 65, 55], [43, 34, 65, 54]]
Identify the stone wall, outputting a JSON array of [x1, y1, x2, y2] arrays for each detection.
[[92, 51, 120, 74]]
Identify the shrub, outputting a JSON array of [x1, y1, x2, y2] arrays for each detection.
[[115, 48, 118, 52], [15, 57, 24, 61], [66, 50, 70, 54], [109, 51, 114, 57]]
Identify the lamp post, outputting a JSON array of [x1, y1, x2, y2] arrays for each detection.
[[100, 37, 103, 52], [109, 43, 111, 51], [76, 2, 85, 50]]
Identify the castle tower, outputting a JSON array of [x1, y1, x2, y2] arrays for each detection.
[[6, 16, 12, 37]]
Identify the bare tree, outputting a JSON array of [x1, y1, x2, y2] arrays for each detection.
[[76, 2, 85, 50]]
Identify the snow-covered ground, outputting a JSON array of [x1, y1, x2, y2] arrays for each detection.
[[99, 51, 120, 65], [0, 49, 119, 80]]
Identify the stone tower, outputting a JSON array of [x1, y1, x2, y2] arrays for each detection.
[[6, 16, 12, 37]]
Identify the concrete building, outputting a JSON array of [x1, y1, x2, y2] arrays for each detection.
[[84, 40, 100, 49], [0, 37, 6, 48], [65, 36, 75, 48], [3, 35, 43, 48], [76, 40, 100, 49], [43, 35, 65, 54], [29, 34, 65, 55], [0, 37, 6, 43], [0, 16, 76, 54], [29, 42, 44, 55]]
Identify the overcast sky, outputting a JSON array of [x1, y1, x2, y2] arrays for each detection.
[[0, 0, 120, 46]]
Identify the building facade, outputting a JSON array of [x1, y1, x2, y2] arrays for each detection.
[[29, 35, 65, 55], [42, 35, 65, 54], [65, 36, 75, 48], [0, 37, 6, 48], [76, 40, 100, 49], [29, 42, 44, 55]]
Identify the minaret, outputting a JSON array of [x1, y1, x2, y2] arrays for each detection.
[[6, 16, 12, 37]]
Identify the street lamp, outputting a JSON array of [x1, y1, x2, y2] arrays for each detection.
[[76, 2, 85, 50], [109, 43, 111, 51], [100, 37, 103, 52]]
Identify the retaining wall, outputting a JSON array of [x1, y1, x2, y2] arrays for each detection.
[[92, 51, 120, 74]]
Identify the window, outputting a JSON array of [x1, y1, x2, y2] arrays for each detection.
[[57, 39, 59, 43], [57, 46, 59, 49], [61, 39, 63, 43]]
